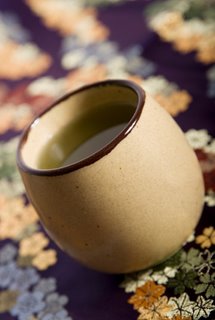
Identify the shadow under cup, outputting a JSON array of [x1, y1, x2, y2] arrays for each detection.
[[20, 81, 143, 173]]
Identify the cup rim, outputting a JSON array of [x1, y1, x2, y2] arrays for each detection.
[[17, 79, 145, 176]]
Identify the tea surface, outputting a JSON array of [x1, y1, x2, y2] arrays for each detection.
[[37, 103, 135, 169]]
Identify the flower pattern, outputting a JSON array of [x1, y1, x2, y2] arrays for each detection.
[[194, 273, 215, 298], [0, 13, 51, 79], [146, 0, 215, 64], [193, 295, 215, 319], [32, 250, 57, 270], [19, 232, 49, 257], [0, 196, 39, 240], [138, 296, 172, 320], [196, 227, 215, 249], [11, 291, 45, 320], [0, 0, 214, 320], [128, 281, 166, 310], [185, 129, 211, 149], [0, 137, 25, 197], [169, 293, 196, 318], [10, 267, 40, 292], [26, 0, 109, 42], [0, 262, 18, 288], [37, 293, 69, 319], [0, 243, 17, 264], [0, 290, 19, 313]]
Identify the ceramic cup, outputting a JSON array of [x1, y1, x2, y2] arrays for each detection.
[[17, 80, 204, 273]]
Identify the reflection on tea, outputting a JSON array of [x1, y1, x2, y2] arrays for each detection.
[[37, 103, 135, 169]]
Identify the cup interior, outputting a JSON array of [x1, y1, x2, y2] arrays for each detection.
[[19, 80, 143, 173]]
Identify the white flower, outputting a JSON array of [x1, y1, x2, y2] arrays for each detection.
[[151, 272, 168, 284], [10, 267, 40, 292], [0, 243, 17, 264], [164, 266, 177, 278], [168, 293, 196, 318], [41, 309, 72, 320], [38, 293, 69, 319], [27, 77, 65, 97], [33, 278, 57, 295], [205, 190, 215, 207], [193, 295, 215, 319], [14, 43, 39, 62], [185, 129, 211, 149], [151, 267, 177, 284], [61, 50, 86, 69], [204, 140, 215, 154], [143, 75, 177, 95], [0, 262, 17, 288], [11, 291, 45, 320], [120, 269, 152, 292]]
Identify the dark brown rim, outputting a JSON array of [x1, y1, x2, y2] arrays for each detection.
[[17, 79, 145, 176]]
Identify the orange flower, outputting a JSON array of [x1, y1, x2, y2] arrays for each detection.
[[170, 316, 192, 320], [128, 281, 166, 310], [196, 226, 215, 248], [174, 34, 203, 53], [32, 249, 57, 270], [155, 91, 192, 117], [149, 11, 183, 42], [65, 65, 107, 91], [197, 35, 215, 64], [138, 296, 172, 320], [19, 232, 49, 256], [25, 0, 109, 42], [0, 41, 51, 80]]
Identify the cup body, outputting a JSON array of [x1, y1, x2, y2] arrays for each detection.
[[17, 80, 204, 273]]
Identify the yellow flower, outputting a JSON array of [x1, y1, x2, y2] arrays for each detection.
[[32, 249, 57, 270], [0, 290, 19, 312], [196, 226, 215, 248], [0, 196, 39, 240], [128, 281, 166, 310], [19, 232, 49, 256]]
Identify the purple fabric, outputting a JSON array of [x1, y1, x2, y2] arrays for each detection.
[[0, 1, 214, 320]]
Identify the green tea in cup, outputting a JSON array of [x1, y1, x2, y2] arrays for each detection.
[[37, 102, 135, 169]]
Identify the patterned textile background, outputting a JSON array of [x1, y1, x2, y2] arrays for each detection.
[[0, 0, 214, 319]]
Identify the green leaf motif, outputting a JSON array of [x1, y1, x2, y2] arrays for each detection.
[[195, 283, 208, 295], [206, 284, 215, 299], [167, 270, 198, 295], [195, 273, 215, 298], [180, 248, 203, 272]]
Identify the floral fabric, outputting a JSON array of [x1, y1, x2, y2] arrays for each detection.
[[0, 0, 214, 319]]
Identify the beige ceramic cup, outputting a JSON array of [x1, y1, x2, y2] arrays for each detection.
[[17, 80, 204, 273]]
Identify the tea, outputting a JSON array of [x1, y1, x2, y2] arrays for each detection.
[[37, 103, 135, 169]]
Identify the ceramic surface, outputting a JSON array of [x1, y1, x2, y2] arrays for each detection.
[[17, 80, 204, 273]]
